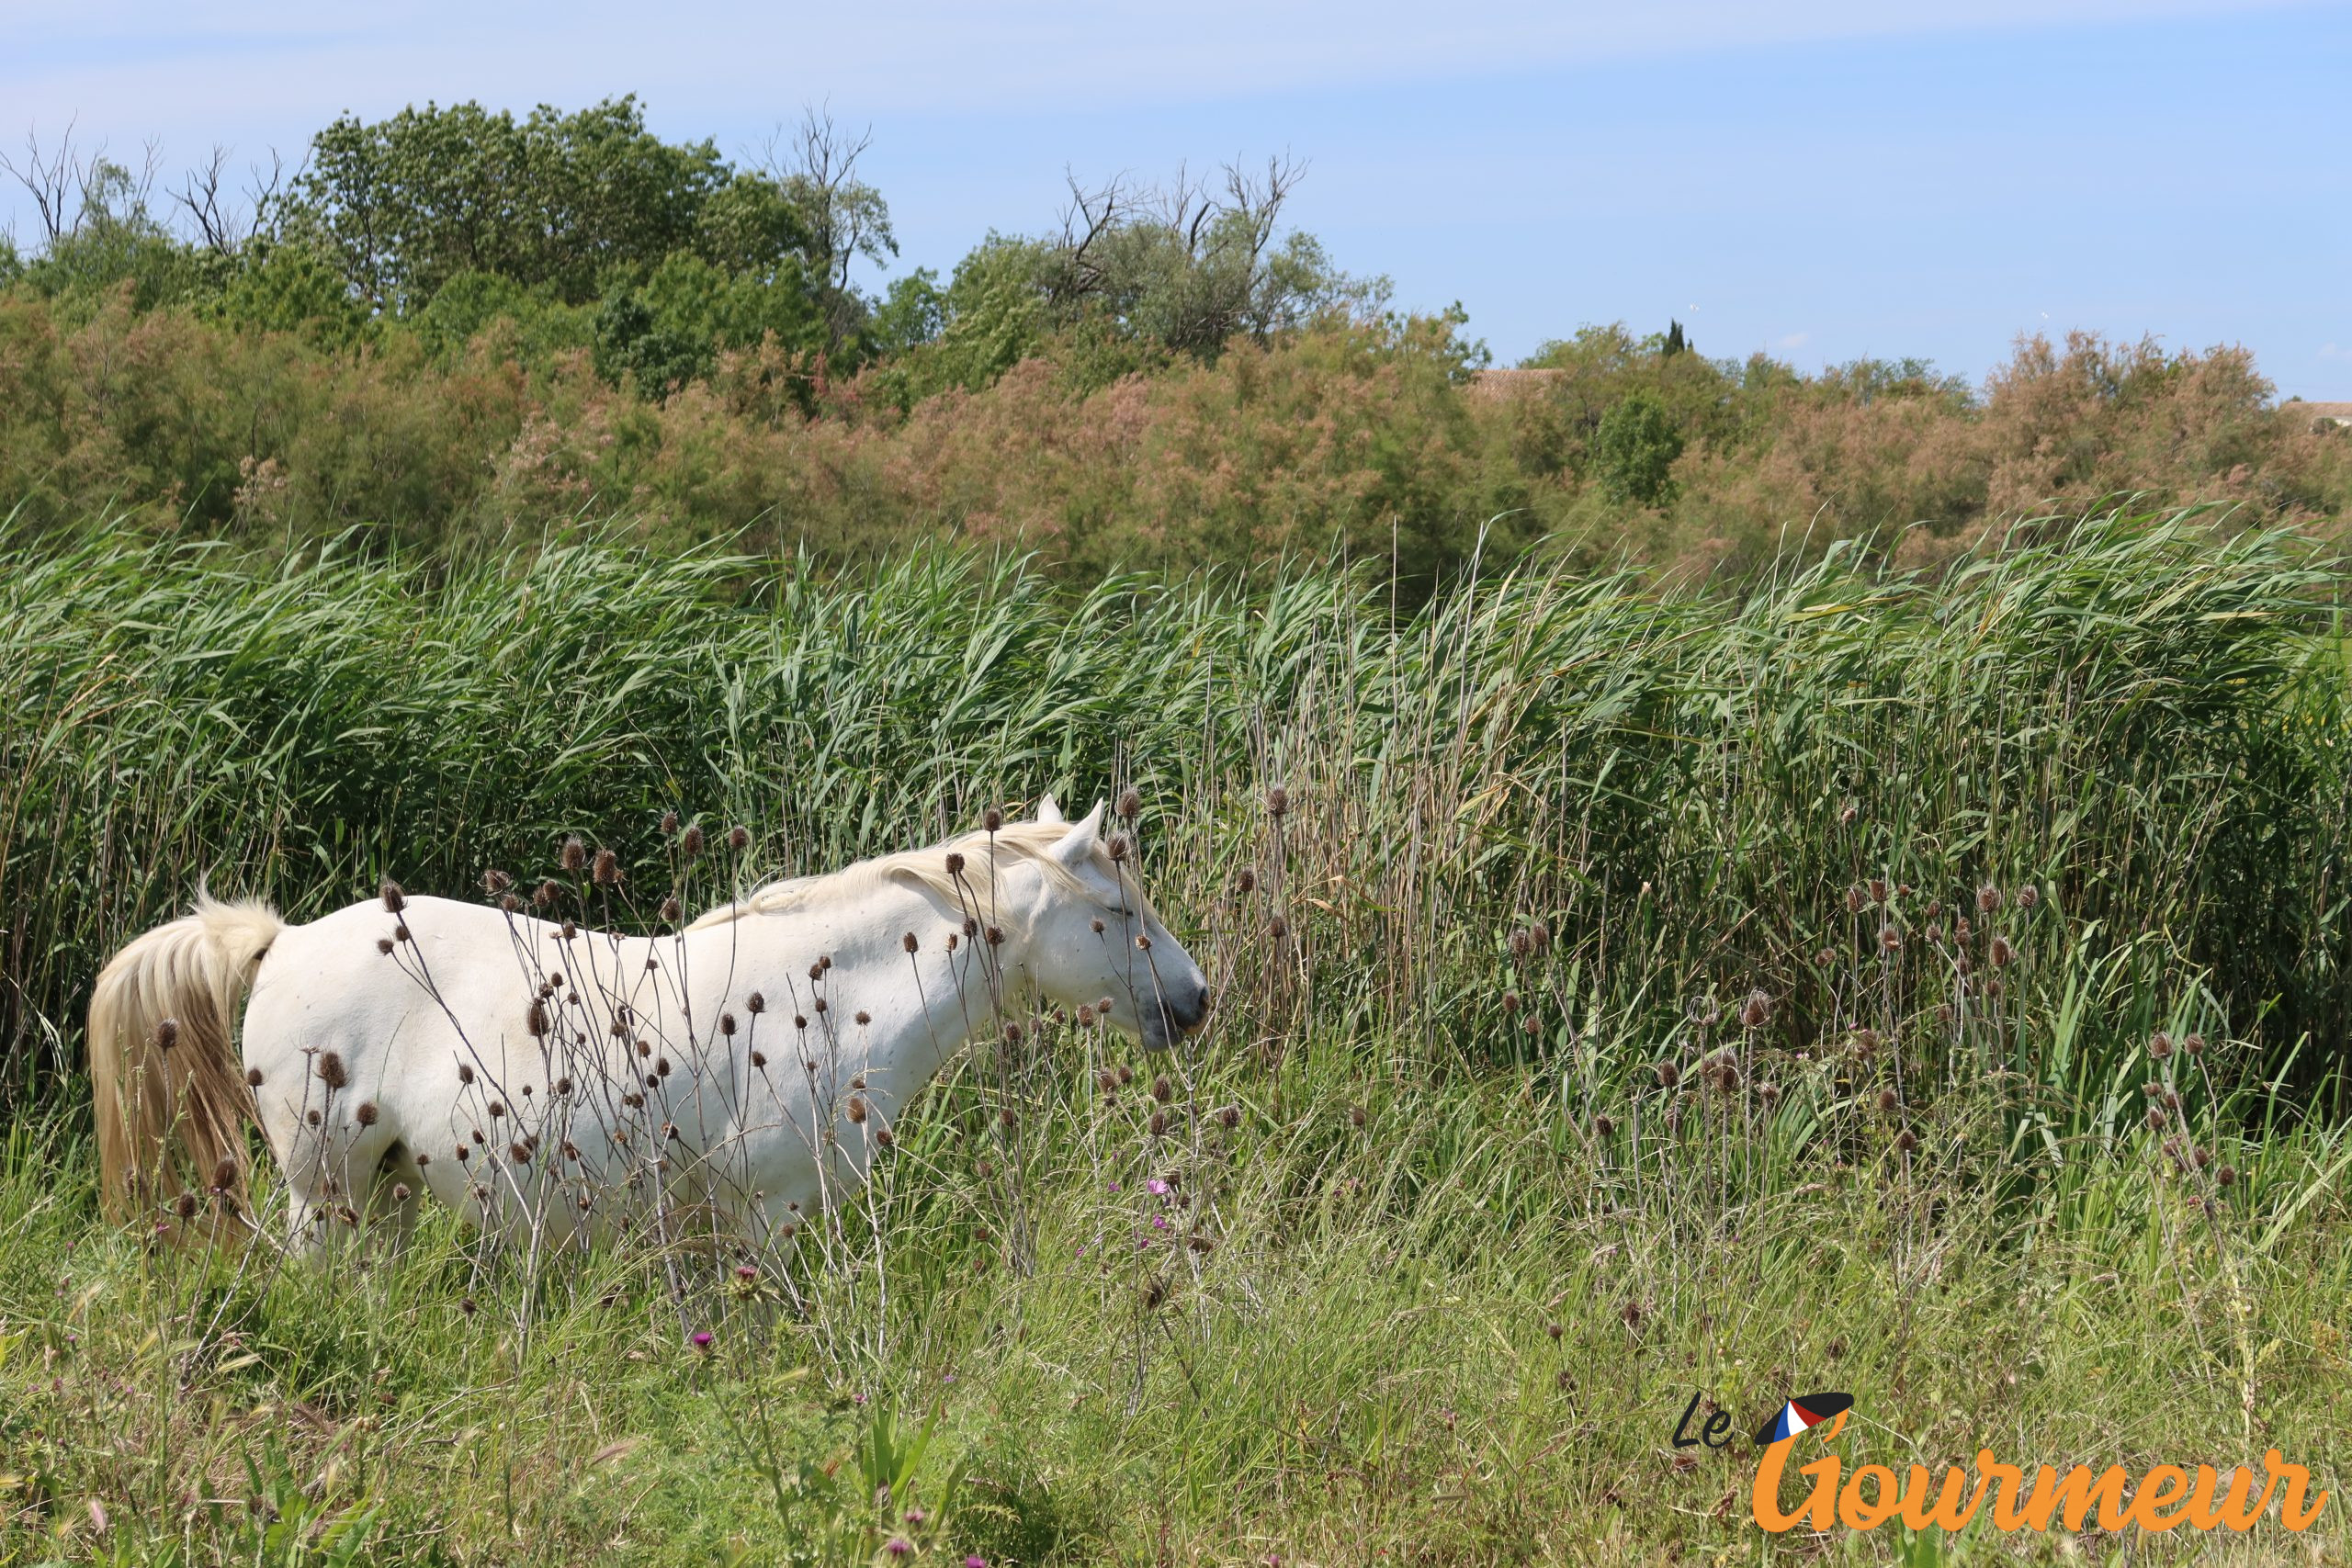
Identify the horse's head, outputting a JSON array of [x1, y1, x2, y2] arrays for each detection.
[[1023, 796, 1209, 1052]]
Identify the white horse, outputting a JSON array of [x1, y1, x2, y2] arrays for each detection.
[[88, 798, 1208, 1249]]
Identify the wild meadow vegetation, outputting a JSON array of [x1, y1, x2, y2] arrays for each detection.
[[5, 87, 2352, 1567], [2, 507, 2351, 1563]]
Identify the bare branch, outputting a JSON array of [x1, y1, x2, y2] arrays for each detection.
[[1, 119, 85, 244]]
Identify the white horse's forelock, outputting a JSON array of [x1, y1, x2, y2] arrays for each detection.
[[685, 817, 1137, 934]]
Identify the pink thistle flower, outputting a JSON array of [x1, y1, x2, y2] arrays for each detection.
[[1147, 1179, 1170, 1196], [690, 1330, 713, 1350]]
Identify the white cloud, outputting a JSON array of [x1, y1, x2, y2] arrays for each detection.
[[1775, 332, 1812, 350]]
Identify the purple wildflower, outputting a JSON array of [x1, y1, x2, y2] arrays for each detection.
[[690, 1330, 714, 1350]]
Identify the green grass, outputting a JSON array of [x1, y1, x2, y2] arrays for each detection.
[[3, 505, 2351, 1562]]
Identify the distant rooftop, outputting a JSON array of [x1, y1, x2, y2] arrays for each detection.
[[2283, 400, 2352, 427]]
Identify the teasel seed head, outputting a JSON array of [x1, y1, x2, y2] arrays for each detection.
[[377, 937, 395, 954], [174, 1190, 198, 1219], [381, 880, 405, 914], [1977, 883, 2003, 913], [2186, 1032, 2206, 1056], [245, 1066, 265, 1088], [1844, 885, 1866, 914], [1091, 918, 1104, 934], [720, 1012, 737, 1037], [1876, 1088, 1899, 1113], [458, 1062, 475, 1084], [750, 1050, 766, 1068], [1740, 990, 1771, 1029], [1501, 989, 1521, 1015], [903, 931, 919, 953], [1148, 1110, 1169, 1136], [1116, 1062, 1133, 1084], [1758, 1083, 1781, 1107], [1510, 928, 1533, 961], [982, 807, 1003, 832], [729, 826, 750, 851], [1656, 1061, 1680, 1089], [944, 851, 966, 878], [962, 916, 979, 939], [1236, 867, 1256, 894], [2147, 1106, 2167, 1130], [355, 1101, 379, 1127], [1877, 923, 1902, 953], [1869, 877, 1889, 905], [1349, 1104, 1366, 1128], [527, 1000, 549, 1037], [855, 1010, 871, 1027], [306, 1108, 322, 1126], [1265, 786, 1289, 818], [1269, 913, 1289, 941], [392, 923, 411, 943], [2016, 883, 2040, 909], [1895, 1128, 1918, 1153], [656, 1058, 673, 1078], [1594, 1113, 1616, 1136], [2216, 1164, 2237, 1187], [317, 1052, 348, 1089], [847, 1096, 868, 1124], [813, 998, 829, 1015], [660, 896, 681, 923], [559, 836, 585, 872], [680, 823, 706, 856], [1990, 935, 2015, 966], [1151, 1075, 1173, 1103], [2150, 1031, 2174, 1059], [1118, 788, 1141, 819], [483, 868, 512, 894], [1108, 833, 1130, 863], [793, 1015, 807, 1030], [154, 1018, 179, 1051], [999, 1106, 1018, 1128]]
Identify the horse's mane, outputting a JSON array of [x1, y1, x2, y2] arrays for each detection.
[[686, 818, 1125, 933]]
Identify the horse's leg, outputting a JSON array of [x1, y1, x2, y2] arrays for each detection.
[[365, 1139, 427, 1255], [275, 1111, 401, 1258]]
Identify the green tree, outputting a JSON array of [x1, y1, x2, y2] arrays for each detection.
[[1592, 390, 1685, 507], [277, 96, 808, 311]]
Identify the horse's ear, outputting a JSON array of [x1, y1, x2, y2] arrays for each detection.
[[1048, 800, 1105, 864], [1036, 794, 1066, 825]]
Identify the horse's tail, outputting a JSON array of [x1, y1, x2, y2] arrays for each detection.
[[88, 892, 283, 1222]]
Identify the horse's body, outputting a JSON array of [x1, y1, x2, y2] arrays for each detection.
[[90, 801, 1206, 1247]]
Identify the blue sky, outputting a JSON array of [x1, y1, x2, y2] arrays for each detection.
[[6, 1, 2346, 397]]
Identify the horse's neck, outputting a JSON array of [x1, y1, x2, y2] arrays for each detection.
[[713, 875, 1020, 1118]]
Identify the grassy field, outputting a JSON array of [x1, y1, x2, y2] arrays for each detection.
[[3, 508, 2351, 1564]]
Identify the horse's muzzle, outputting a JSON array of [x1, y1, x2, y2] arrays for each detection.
[[1144, 979, 1211, 1049]]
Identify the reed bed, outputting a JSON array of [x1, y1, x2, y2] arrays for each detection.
[[2, 505, 2349, 1563]]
